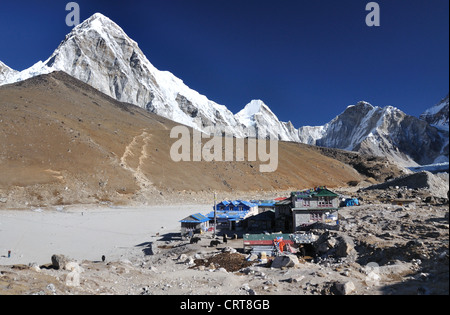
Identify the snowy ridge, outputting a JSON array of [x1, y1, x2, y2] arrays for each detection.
[[298, 101, 449, 167], [299, 101, 383, 150], [0, 60, 19, 84], [420, 94, 449, 131]]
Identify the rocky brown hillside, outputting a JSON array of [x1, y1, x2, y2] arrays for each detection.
[[0, 71, 390, 209]]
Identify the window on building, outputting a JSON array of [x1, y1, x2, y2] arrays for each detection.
[[326, 197, 332, 206], [318, 197, 332, 207], [318, 197, 323, 207]]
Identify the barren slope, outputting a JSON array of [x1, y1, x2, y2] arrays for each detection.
[[0, 72, 366, 208]]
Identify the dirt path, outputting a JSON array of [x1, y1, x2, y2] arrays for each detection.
[[120, 130, 154, 191]]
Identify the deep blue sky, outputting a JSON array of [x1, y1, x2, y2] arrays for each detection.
[[0, 0, 448, 127]]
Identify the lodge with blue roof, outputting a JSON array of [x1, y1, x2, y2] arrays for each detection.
[[179, 187, 341, 236], [207, 200, 258, 231]]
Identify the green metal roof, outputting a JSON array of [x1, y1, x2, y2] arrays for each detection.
[[315, 189, 339, 197]]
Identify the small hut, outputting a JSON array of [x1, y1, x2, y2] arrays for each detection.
[[180, 213, 210, 237]]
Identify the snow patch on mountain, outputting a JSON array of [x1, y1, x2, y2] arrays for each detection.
[[0, 60, 19, 84]]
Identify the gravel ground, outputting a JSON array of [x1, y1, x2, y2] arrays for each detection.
[[0, 189, 448, 295]]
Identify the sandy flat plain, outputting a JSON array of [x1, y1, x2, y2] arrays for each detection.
[[0, 204, 211, 266]]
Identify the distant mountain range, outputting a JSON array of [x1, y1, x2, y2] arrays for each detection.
[[299, 100, 449, 167], [0, 13, 448, 168]]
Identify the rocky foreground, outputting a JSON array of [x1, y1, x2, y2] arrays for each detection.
[[1, 186, 448, 296]]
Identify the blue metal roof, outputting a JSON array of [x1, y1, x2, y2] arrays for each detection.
[[180, 213, 209, 223], [206, 210, 249, 221], [215, 200, 258, 211], [239, 200, 258, 207]]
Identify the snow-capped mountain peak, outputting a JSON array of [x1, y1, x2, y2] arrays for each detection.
[[235, 99, 300, 141], [2, 13, 248, 135], [236, 100, 276, 125], [62, 12, 132, 44]]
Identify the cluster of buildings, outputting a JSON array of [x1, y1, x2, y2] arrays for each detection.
[[180, 187, 342, 237]]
